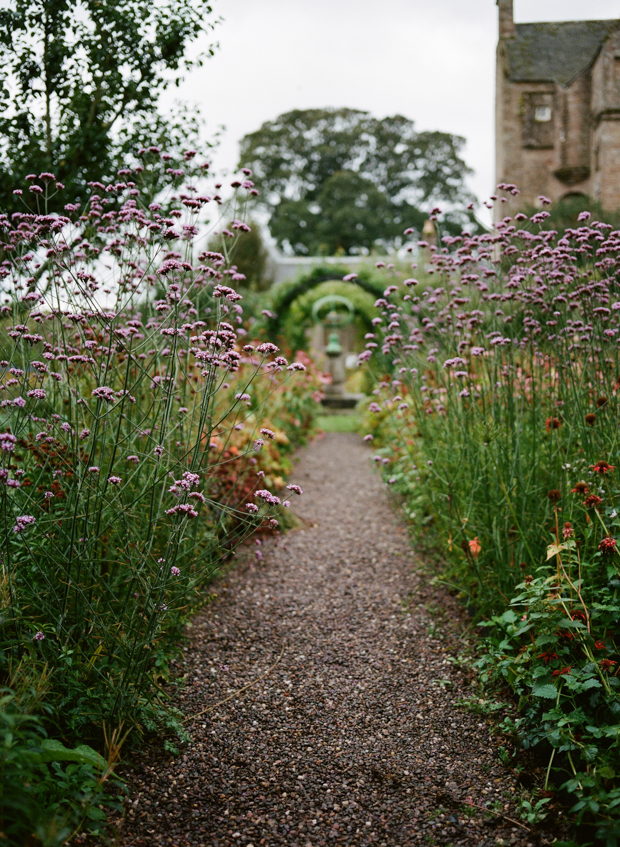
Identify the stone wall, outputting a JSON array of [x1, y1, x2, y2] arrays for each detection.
[[495, 3, 620, 215]]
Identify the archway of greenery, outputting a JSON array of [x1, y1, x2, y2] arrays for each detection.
[[262, 264, 385, 344], [280, 279, 380, 353]]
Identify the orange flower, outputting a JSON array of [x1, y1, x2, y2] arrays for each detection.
[[468, 537, 481, 559], [545, 417, 562, 432]]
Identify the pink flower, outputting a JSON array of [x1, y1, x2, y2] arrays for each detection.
[[171, 566, 181, 576], [92, 386, 116, 402], [0, 433, 16, 452], [108, 475, 121, 485], [286, 484, 303, 495], [254, 489, 281, 505], [166, 504, 198, 518], [13, 515, 35, 533]]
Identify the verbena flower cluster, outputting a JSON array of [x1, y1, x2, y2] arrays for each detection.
[[0, 154, 311, 729], [361, 188, 620, 837]]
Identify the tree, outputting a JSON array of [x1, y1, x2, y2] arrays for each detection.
[[208, 221, 272, 292], [0, 0, 217, 212], [239, 108, 474, 255]]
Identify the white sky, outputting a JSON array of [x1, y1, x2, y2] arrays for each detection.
[[164, 0, 620, 214]]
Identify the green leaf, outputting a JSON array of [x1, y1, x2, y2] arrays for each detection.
[[532, 683, 558, 699], [35, 738, 106, 770]]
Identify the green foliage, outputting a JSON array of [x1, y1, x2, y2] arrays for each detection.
[[256, 263, 385, 345], [0, 161, 321, 836], [361, 203, 620, 838], [0, 0, 217, 212], [208, 221, 272, 292], [0, 689, 123, 846], [239, 108, 474, 255], [282, 279, 378, 353]]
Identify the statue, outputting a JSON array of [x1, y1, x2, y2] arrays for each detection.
[[312, 295, 361, 409]]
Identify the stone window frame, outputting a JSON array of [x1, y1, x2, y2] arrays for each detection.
[[521, 92, 555, 149]]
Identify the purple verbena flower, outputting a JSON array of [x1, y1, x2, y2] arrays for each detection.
[[13, 515, 35, 533]]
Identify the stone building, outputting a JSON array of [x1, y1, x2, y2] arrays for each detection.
[[495, 0, 620, 215]]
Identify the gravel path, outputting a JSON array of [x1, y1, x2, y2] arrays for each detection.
[[118, 433, 564, 847]]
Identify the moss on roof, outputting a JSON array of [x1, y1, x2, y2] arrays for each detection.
[[506, 20, 618, 86]]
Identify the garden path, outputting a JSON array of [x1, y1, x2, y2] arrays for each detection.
[[119, 433, 554, 847]]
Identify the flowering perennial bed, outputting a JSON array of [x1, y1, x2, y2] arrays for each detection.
[[362, 196, 620, 841], [0, 157, 320, 843]]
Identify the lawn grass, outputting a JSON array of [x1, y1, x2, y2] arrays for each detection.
[[316, 413, 361, 433]]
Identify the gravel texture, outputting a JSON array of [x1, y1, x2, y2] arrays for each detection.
[[116, 433, 567, 846]]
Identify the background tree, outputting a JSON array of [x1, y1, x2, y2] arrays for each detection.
[[208, 222, 272, 292], [239, 108, 475, 255], [0, 0, 217, 212]]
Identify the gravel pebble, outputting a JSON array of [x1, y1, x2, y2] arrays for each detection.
[[113, 433, 569, 846]]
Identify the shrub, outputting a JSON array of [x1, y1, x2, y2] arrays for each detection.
[[362, 196, 620, 839]]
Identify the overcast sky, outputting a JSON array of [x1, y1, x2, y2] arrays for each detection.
[[164, 0, 620, 214]]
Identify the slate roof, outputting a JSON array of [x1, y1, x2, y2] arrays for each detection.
[[506, 20, 618, 86]]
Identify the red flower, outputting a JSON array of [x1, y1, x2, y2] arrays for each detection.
[[571, 481, 590, 495], [545, 417, 562, 432], [590, 460, 615, 475], [584, 494, 603, 509], [537, 651, 559, 663], [552, 666, 572, 677], [595, 640, 606, 650], [599, 536, 618, 555], [600, 659, 617, 672], [571, 611, 586, 622], [585, 413, 597, 426], [548, 489, 562, 503]]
